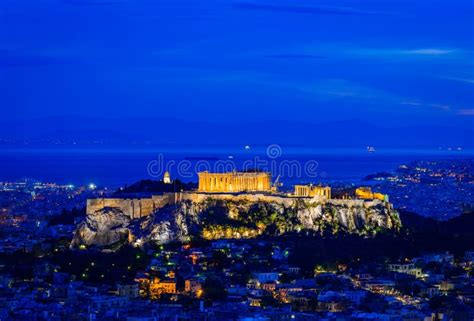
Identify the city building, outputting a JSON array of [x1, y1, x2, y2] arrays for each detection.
[[149, 278, 177, 297], [117, 284, 140, 299], [387, 263, 423, 278]]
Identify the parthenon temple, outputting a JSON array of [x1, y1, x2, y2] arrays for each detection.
[[198, 171, 272, 193]]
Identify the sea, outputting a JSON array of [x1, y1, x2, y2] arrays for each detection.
[[0, 147, 472, 188]]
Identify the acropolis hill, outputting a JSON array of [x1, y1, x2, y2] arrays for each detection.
[[72, 172, 401, 248]]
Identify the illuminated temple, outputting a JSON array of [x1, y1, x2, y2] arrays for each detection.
[[198, 171, 272, 193], [294, 184, 331, 199], [355, 187, 388, 202]]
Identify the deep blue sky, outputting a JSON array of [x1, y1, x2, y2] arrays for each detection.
[[1, 0, 473, 148]]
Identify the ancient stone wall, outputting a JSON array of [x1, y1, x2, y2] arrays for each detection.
[[87, 191, 391, 220], [87, 194, 173, 219], [177, 191, 296, 206]]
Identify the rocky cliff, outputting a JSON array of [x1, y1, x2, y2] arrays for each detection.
[[71, 197, 401, 248], [71, 207, 131, 248]]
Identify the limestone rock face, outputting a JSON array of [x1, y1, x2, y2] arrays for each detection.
[[296, 204, 323, 231], [71, 207, 131, 248], [133, 203, 196, 245], [71, 198, 401, 249]]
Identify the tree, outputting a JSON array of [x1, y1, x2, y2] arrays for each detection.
[[202, 275, 227, 302]]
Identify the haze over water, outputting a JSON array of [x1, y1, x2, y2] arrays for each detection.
[[1, 147, 472, 187]]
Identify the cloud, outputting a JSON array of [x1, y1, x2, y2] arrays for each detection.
[[442, 76, 474, 84], [401, 49, 457, 56], [352, 48, 459, 58], [233, 2, 385, 16], [282, 44, 465, 63], [264, 54, 325, 59], [400, 101, 423, 107], [401, 101, 450, 111], [297, 79, 405, 104], [429, 103, 451, 111], [161, 69, 461, 116], [458, 109, 474, 116], [62, 0, 123, 6], [298, 79, 456, 113]]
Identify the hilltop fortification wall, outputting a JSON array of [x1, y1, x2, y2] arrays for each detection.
[[87, 194, 173, 219], [176, 192, 297, 206], [87, 191, 390, 220]]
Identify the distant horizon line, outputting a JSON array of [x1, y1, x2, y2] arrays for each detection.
[[1, 146, 473, 155]]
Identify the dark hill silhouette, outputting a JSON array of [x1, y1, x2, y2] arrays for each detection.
[[114, 179, 197, 196], [288, 210, 474, 272], [398, 210, 438, 230], [400, 210, 474, 235], [444, 212, 474, 234]]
